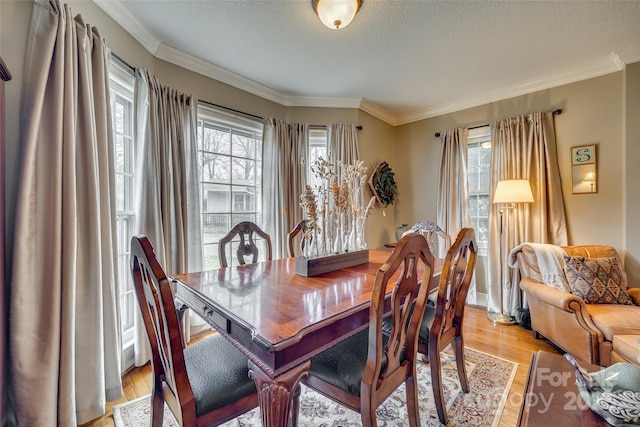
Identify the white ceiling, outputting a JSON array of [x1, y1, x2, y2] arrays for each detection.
[[95, 0, 640, 126]]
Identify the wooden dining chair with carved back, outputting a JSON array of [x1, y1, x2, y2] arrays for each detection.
[[130, 235, 259, 427], [296, 233, 435, 427], [218, 221, 272, 268], [420, 227, 477, 425], [287, 219, 310, 257]]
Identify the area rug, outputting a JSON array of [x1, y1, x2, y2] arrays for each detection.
[[113, 347, 516, 427]]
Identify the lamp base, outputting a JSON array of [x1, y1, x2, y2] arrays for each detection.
[[487, 312, 517, 325]]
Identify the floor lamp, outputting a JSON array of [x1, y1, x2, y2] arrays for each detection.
[[489, 179, 534, 325]]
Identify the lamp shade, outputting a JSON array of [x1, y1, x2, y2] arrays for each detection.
[[583, 171, 596, 182], [312, 0, 362, 29], [493, 179, 534, 204]]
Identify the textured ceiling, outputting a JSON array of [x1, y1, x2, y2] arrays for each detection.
[[97, 0, 640, 125]]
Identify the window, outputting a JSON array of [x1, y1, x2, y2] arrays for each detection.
[[197, 106, 263, 269], [109, 59, 136, 368], [467, 126, 491, 256], [308, 128, 328, 186]]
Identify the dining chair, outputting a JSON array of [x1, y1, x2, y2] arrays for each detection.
[[218, 221, 272, 268], [420, 227, 477, 424], [287, 219, 310, 257], [130, 235, 259, 427], [402, 221, 452, 257], [298, 233, 435, 427]]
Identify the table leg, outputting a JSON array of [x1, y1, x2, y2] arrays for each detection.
[[248, 360, 310, 427]]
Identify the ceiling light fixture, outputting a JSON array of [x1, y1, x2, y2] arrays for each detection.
[[312, 0, 362, 30]]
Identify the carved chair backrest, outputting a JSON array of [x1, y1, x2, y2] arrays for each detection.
[[361, 233, 435, 398], [130, 235, 193, 421], [218, 221, 272, 268], [430, 228, 477, 348]]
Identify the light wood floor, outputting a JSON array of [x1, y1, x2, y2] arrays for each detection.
[[82, 305, 560, 427]]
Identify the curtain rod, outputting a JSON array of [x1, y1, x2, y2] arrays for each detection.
[[111, 52, 135, 73], [434, 108, 562, 138], [197, 103, 362, 130], [199, 99, 264, 121]]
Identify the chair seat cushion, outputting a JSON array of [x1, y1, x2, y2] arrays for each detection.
[[585, 304, 640, 341], [612, 335, 640, 365], [309, 328, 397, 397], [381, 304, 436, 346], [184, 334, 256, 416]]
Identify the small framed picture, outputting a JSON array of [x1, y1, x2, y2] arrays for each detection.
[[571, 144, 596, 165], [570, 144, 597, 194]]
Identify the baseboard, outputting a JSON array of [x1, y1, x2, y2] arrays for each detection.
[[474, 292, 488, 308]]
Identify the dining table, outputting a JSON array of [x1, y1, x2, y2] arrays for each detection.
[[173, 249, 441, 427]]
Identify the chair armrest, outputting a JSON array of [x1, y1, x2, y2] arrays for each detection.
[[629, 288, 640, 306], [520, 278, 584, 311]]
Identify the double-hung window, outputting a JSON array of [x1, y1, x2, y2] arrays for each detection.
[[467, 126, 492, 256], [196, 106, 263, 269], [307, 128, 328, 186], [109, 59, 136, 369]]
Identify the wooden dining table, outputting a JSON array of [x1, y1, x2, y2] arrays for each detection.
[[173, 249, 441, 427]]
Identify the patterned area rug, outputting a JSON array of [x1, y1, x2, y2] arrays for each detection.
[[113, 347, 516, 427]]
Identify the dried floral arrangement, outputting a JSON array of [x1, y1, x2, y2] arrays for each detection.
[[300, 157, 375, 258]]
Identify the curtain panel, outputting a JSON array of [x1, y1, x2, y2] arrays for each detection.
[[133, 70, 203, 364], [10, 1, 122, 424], [328, 122, 360, 178], [488, 111, 567, 316], [262, 119, 309, 259], [436, 129, 475, 303]]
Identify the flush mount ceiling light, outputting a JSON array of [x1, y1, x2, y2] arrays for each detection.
[[312, 0, 362, 30]]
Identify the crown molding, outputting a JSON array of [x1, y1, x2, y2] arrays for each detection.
[[359, 99, 400, 126], [614, 45, 640, 65], [92, 0, 160, 55], [156, 44, 288, 105], [395, 55, 625, 125]]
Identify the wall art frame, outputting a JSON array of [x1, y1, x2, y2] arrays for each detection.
[[571, 144, 597, 194]]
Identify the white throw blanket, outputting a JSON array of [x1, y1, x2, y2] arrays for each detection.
[[509, 242, 570, 291]]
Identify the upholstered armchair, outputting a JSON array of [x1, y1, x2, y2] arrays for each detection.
[[513, 244, 640, 366]]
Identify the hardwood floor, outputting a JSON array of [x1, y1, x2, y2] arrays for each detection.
[[82, 305, 560, 427]]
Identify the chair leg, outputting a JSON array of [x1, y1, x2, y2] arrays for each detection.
[[429, 343, 448, 425], [453, 336, 469, 393], [150, 385, 165, 427], [360, 392, 378, 427], [405, 372, 420, 427]]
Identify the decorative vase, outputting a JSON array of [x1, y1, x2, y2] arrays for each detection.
[[395, 224, 409, 241]]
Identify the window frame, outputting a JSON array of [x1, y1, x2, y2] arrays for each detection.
[[196, 105, 264, 270]]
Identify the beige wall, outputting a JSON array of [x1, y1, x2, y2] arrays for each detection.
[[624, 62, 640, 284], [396, 73, 626, 249]]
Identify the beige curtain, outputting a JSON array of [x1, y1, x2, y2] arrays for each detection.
[[328, 122, 360, 178], [437, 128, 471, 241], [262, 119, 309, 259], [133, 70, 203, 364], [436, 129, 475, 302], [9, 1, 122, 424], [488, 112, 567, 316]]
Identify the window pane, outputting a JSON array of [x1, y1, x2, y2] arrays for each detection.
[[201, 153, 231, 183], [200, 124, 231, 154], [232, 132, 256, 159], [203, 183, 230, 212]]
